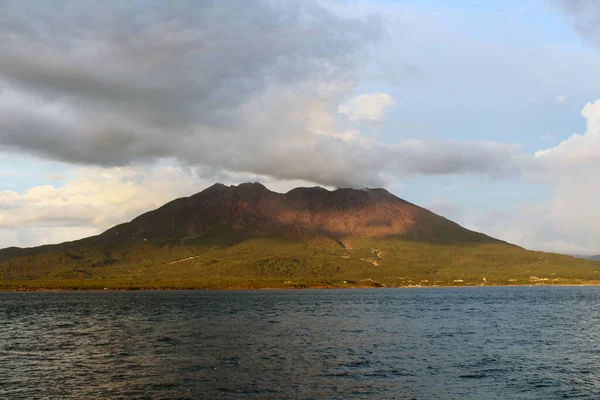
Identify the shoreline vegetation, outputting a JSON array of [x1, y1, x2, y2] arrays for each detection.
[[2, 238, 599, 292], [3, 282, 600, 292]]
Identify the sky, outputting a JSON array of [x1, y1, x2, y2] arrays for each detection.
[[1, 0, 600, 255]]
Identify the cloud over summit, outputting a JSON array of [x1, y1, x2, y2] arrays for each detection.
[[0, 0, 527, 188], [0, 0, 376, 184]]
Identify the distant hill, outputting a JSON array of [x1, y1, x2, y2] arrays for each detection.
[[1, 183, 598, 290], [572, 255, 600, 261]]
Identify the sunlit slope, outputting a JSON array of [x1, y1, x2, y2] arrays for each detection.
[[1, 234, 598, 290]]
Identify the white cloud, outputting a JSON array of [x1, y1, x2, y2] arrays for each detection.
[[0, 167, 196, 230], [556, 95, 568, 103], [535, 99, 600, 167], [473, 99, 600, 255], [416, 98, 600, 255], [338, 92, 395, 121]]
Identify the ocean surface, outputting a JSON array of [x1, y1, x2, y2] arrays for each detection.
[[1, 287, 600, 399]]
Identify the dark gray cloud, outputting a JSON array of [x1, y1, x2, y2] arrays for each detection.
[[554, 0, 600, 47], [0, 0, 525, 187]]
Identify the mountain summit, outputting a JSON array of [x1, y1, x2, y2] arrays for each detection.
[[97, 182, 499, 247]]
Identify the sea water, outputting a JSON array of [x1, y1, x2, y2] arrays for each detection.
[[1, 287, 600, 399]]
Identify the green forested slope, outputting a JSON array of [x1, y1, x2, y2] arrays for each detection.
[[1, 235, 598, 290]]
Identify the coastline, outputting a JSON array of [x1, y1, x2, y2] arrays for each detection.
[[2, 282, 600, 292]]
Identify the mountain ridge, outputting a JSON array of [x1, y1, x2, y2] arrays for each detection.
[[100, 181, 503, 245], [0, 182, 501, 260]]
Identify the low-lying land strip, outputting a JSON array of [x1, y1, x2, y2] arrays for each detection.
[[2, 237, 598, 291]]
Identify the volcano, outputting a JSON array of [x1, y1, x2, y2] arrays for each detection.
[[2, 183, 597, 290], [99, 182, 500, 245]]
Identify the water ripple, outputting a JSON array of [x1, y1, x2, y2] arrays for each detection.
[[1, 287, 600, 398]]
